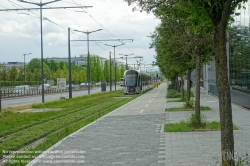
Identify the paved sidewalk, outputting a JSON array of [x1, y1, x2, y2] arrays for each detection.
[[28, 83, 168, 166], [27, 83, 250, 166], [164, 88, 250, 166]]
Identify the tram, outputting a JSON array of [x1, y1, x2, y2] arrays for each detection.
[[123, 70, 152, 94]]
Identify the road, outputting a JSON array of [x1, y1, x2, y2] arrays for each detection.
[[1, 85, 123, 108]]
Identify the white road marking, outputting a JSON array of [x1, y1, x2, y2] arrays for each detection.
[[145, 104, 148, 107], [140, 109, 144, 113]]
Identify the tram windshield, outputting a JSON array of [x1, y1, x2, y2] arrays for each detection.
[[125, 71, 138, 86]]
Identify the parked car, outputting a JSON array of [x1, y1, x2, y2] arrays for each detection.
[[14, 85, 30, 95], [38, 84, 51, 91], [95, 82, 101, 86], [80, 82, 92, 87], [66, 84, 75, 89], [80, 83, 86, 88]]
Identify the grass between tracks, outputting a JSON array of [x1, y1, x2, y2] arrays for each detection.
[[0, 88, 153, 165]]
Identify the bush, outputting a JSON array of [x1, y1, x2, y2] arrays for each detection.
[[187, 113, 206, 128], [184, 99, 194, 108], [167, 84, 174, 90], [166, 89, 181, 98]]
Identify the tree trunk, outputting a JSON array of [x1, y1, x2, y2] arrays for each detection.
[[181, 75, 184, 100], [176, 76, 180, 92], [186, 68, 192, 102], [175, 76, 180, 92], [195, 53, 201, 116], [214, 26, 234, 166]]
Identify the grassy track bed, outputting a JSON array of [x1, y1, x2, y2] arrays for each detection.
[[0, 98, 114, 138], [0, 92, 122, 137], [0, 96, 128, 158]]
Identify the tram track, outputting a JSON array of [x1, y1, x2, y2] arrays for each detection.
[[0, 96, 114, 139], [0, 97, 131, 163]]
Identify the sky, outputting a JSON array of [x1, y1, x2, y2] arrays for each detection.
[[0, 0, 160, 71]]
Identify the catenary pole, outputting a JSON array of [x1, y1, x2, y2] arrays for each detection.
[[104, 43, 124, 91], [74, 29, 103, 95], [68, 27, 72, 98]]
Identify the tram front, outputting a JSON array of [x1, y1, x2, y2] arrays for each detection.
[[123, 70, 139, 94]]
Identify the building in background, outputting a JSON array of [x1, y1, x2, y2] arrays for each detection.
[[189, 3, 250, 109]]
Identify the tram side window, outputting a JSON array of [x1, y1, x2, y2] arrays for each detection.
[[138, 76, 141, 86]]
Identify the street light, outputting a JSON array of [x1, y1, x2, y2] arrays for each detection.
[[104, 43, 124, 90], [23, 53, 32, 84], [17, 0, 61, 103], [119, 53, 134, 70], [74, 29, 103, 95]]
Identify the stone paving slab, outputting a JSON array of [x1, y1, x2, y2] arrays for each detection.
[[29, 114, 167, 166], [163, 89, 250, 166]]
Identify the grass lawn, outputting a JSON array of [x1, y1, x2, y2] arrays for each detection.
[[166, 106, 212, 112], [167, 99, 186, 102], [165, 121, 239, 132]]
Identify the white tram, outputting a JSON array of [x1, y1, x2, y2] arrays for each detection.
[[123, 70, 152, 94]]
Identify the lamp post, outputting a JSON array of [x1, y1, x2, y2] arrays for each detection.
[[119, 53, 134, 70], [17, 0, 61, 103], [74, 29, 103, 95], [47, 57, 52, 79], [104, 43, 124, 90], [23, 53, 32, 84]]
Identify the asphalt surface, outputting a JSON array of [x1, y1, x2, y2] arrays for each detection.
[[1, 85, 123, 108]]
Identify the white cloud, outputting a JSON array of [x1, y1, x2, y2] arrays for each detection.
[[0, 0, 160, 69]]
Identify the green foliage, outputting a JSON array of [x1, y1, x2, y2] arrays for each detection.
[[235, 153, 250, 166], [167, 88, 194, 99], [166, 120, 238, 132], [166, 89, 181, 98], [187, 113, 206, 128], [184, 99, 194, 108], [166, 105, 211, 112], [165, 121, 194, 132], [167, 84, 174, 90], [0, 57, 125, 86]]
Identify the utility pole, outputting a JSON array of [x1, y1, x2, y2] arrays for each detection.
[[68, 27, 72, 99], [23, 52, 32, 84], [0, 82, 1, 113], [1, 1, 92, 103], [74, 29, 103, 95], [134, 56, 143, 71], [109, 52, 112, 92], [104, 43, 124, 91]]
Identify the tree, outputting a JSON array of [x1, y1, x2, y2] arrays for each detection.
[[26, 58, 41, 73], [9, 66, 18, 82], [0, 65, 8, 82], [124, 0, 248, 165], [103, 60, 110, 83]]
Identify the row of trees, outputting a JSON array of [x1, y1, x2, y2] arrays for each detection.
[[124, 0, 247, 165], [0, 57, 126, 86]]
